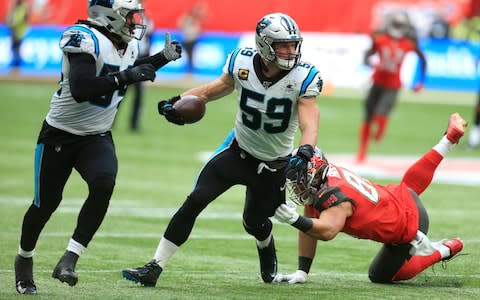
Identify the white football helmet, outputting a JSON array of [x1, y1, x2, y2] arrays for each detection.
[[88, 0, 146, 42], [255, 12, 303, 70], [386, 11, 411, 39]]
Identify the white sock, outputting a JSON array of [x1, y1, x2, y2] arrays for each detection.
[[18, 246, 35, 258], [153, 236, 179, 269], [438, 245, 451, 259], [433, 136, 454, 157], [66, 238, 85, 256], [256, 234, 272, 249]]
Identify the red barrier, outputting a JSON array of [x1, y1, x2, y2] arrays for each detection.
[[0, 0, 472, 33]]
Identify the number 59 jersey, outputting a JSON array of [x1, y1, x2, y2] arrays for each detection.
[[223, 47, 322, 161]]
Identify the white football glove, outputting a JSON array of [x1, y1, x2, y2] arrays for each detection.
[[273, 270, 308, 284], [274, 201, 299, 225], [162, 32, 181, 61]]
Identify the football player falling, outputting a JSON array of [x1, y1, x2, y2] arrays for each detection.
[[274, 113, 466, 284]]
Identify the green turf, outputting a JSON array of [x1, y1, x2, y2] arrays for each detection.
[[0, 81, 479, 299]]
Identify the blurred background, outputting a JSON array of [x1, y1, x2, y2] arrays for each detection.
[[1, 0, 480, 92]]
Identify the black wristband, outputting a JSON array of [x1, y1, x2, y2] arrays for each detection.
[[291, 215, 313, 233], [298, 256, 313, 273]]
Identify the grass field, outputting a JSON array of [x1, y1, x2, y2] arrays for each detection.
[[0, 80, 479, 299]]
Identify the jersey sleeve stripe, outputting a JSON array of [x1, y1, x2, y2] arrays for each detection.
[[66, 25, 100, 57], [300, 66, 319, 96], [228, 48, 241, 78]]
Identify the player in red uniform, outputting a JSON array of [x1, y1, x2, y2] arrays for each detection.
[[274, 113, 466, 284], [357, 11, 427, 163]]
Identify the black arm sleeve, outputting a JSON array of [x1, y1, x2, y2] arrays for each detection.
[[68, 53, 119, 103], [134, 51, 169, 70]]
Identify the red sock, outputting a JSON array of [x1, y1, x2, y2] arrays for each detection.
[[392, 251, 442, 281], [357, 122, 370, 162], [401, 149, 443, 195], [373, 114, 388, 141]]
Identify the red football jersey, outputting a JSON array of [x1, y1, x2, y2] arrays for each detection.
[[371, 33, 417, 89], [311, 165, 419, 244]]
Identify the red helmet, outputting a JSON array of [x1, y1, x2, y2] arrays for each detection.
[[287, 151, 329, 205]]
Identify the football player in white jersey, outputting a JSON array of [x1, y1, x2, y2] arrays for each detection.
[[123, 12, 323, 287], [14, 0, 181, 295]]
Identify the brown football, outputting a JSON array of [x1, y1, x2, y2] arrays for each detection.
[[173, 95, 206, 124]]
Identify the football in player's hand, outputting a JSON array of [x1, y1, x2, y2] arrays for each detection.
[[173, 95, 206, 124]]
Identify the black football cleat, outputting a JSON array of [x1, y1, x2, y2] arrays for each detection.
[[122, 260, 162, 287], [257, 237, 278, 283], [16, 280, 37, 295], [52, 251, 79, 286], [15, 255, 37, 295]]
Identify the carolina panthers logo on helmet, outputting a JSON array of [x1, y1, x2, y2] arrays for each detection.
[[256, 18, 272, 35]]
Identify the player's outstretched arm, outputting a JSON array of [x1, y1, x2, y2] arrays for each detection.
[[181, 73, 235, 103], [134, 32, 182, 70], [69, 53, 155, 104]]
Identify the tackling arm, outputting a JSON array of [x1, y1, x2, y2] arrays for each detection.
[[273, 203, 350, 284], [306, 204, 350, 241]]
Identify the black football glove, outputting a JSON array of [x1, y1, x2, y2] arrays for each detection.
[[286, 144, 315, 183], [114, 64, 156, 86], [158, 95, 185, 125]]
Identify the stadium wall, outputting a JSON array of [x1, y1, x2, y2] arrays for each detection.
[[0, 0, 471, 33], [0, 24, 478, 92]]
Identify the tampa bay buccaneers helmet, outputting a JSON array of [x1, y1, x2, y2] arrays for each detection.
[[255, 12, 303, 70], [88, 0, 146, 42], [386, 11, 411, 39], [287, 149, 329, 205]]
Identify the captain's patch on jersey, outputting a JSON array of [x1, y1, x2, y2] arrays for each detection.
[[238, 68, 249, 80]]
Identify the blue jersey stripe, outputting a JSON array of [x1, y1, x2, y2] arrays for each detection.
[[228, 48, 241, 78], [65, 25, 100, 57], [34, 144, 44, 207], [300, 66, 319, 96], [191, 129, 235, 189], [211, 129, 235, 157]]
